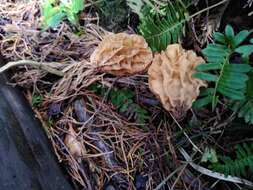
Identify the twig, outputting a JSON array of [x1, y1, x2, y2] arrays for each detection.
[[190, 0, 229, 19], [170, 164, 187, 190], [0, 60, 64, 76], [154, 165, 186, 190], [169, 112, 203, 154], [179, 148, 253, 187]]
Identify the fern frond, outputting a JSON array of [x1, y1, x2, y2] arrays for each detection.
[[212, 143, 253, 177], [193, 25, 252, 110], [138, 1, 188, 51]]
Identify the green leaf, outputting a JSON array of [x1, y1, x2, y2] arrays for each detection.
[[235, 45, 253, 57], [195, 63, 222, 71], [221, 72, 249, 83], [201, 147, 218, 163], [71, 0, 84, 14], [192, 96, 212, 109], [42, 1, 54, 19], [45, 11, 65, 28], [206, 56, 224, 63], [217, 86, 245, 100], [224, 63, 251, 72], [234, 30, 250, 47], [225, 24, 235, 39], [66, 10, 78, 24], [229, 72, 253, 124], [41, 0, 84, 28], [213, 32, 226, 44], [202, 46, 229, 58], [193, 72, 218, 81], [198, 88, 215, 96], [60, 0, 70, 6], [32, 95, 43, 107], [218, 79, 246, 90]]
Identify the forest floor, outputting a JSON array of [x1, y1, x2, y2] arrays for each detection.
[[1, 0, 253, 190]]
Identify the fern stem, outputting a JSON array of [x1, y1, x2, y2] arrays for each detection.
[[211, 59, 228, 110]]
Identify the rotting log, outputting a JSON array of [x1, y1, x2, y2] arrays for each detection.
[[0, 69, 74, 189]]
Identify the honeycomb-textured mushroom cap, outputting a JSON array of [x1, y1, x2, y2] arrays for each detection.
[[90, 33, 153, 76], [148, 44, 207, 118]]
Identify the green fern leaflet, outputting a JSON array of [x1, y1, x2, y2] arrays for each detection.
[[230, 71, 253, 124]]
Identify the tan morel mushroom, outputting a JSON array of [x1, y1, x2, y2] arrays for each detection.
[[90, 33, 153, 76], [148, 44, 207, 119]]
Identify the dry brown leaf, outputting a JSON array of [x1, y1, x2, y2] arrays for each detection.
[[90, 33, 153, 76], [148, 44, 207, 119], [64, 126, 85, 159]]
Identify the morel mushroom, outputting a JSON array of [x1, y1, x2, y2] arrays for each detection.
[[148, 44, 207, 119], [90, 33, 153, 76]]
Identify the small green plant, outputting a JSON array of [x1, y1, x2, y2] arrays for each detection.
[[193, 25, 252, 109], [201, 147, 218, 163], [89, 83, 149, 124], [41, 0, 84, 28], [127, 0, 188, 52], [211, 143, 253, 177], [32, 94, 43, 107], [193, 25, 253, 124], [110, 89, 149, 124]]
